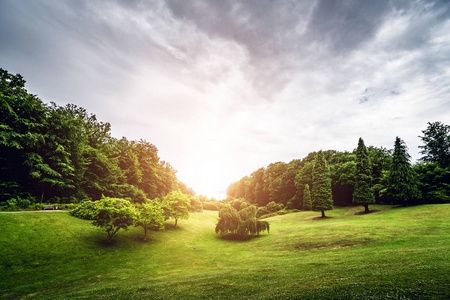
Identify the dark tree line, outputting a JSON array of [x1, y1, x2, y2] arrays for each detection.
[[0, 68, 191, 205], [227, 123, 450, 210]]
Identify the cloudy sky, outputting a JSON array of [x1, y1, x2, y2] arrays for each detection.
[[1, 0, 449, 199]]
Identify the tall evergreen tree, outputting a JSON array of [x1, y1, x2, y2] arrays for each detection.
[[353, 138, 375, 213], [303, 184, 312, 211], [386, 137, 421, 206], [311, 151, 333, 217]]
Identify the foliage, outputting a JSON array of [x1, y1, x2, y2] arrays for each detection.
[[70, 200, 99, 220], [215, 205, 269, 238], [0, 68, 190, 204], [135, 202, 165, 241], [91, 196, 136, 242], [385, 137, 421, 206], [189, 195, 203, 212], [162, 191, 190, 228], [303, 184, 312, 210], [419, 121, 450, 168], [265, 201, 284, 212], [311, 151, 333, 217], [353, 138, 375, 212], [414, 162, 450, 204]]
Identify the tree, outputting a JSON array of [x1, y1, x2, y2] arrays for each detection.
[[162, 191, 190, 228], [385, 137, 421, 206], [92, 197, 136, 242], [353, 138, 375, 213], [294, 161, 313, 209], [135, 202, 165, 241], [303, 184, 312, 210], [215, 205, 241, 235], [414, 162, 450, 204], [215, 205, 269, 238], [311, 151, 333, 217], [419, 121, 450, 168]]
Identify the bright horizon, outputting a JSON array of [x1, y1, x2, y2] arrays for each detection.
[[1, 1, 449, 199]]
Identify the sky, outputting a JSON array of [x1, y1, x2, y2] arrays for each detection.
[[1, 0, 449, 200]]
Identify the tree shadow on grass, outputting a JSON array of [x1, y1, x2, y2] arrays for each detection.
[[216, 233, 268, 242], [354, 209, 380, 215], [307, 216, 333, 221]]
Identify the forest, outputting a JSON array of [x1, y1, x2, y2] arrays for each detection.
[[0, 68, 195, 208], [1, 67, 449, 214]]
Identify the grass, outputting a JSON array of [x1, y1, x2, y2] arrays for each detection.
[[0, 204, 449, 299]]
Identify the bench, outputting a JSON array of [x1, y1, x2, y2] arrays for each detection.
[[43, 205, 58, 210]]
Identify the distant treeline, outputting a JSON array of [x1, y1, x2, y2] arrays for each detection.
[[0, 68, 194, 205], [226, 125, 450, 208]]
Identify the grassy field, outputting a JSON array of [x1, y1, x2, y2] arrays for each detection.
[[1, 204, 449, 299]]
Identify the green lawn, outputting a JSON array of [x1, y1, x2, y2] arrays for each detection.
[[1, 205, 449, 299]]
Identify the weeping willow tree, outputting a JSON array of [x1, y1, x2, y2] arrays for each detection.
[[215, 205, 269, 238]]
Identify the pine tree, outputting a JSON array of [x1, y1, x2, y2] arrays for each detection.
[[386, 137, 421, 206], [311, 151, 333, 217], [303, 184, 312, 210], [353, 138, 375, 213]]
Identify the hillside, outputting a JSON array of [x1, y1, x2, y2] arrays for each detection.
[[1, 205, 449, 299]]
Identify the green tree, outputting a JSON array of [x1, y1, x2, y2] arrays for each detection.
[[353, 138, 375, 213], [303, 184, 312, 211], [414, 162, 450, 204], [92, 197, 136, 242], [385, 137, 421, 206], [162, 191, 190, 228], [311, 151, 333, 218], [419, 121, 450, 168], [215, 205, 269, 238], [294, 161, 313, 209], [135, 202, 165, 241]]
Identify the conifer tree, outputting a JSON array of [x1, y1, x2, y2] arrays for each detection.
[[353, 138, 375, 213], [311, 151, 333, 217], [386, 137, 421, 206], [303, 184, 312, 210]]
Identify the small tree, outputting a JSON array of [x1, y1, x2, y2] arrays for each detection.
[[353, 138, 375, 213], [215, 205, 269, 238], [92, 196, 136, 242], [162, 191, 190, 228], [311, 151, 333, 218], [135, 202, 165, 241], [303, 184, 312, 210], [386, 137, 421, 206]]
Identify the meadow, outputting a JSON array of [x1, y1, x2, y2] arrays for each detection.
[[1, 204, 449, 299]]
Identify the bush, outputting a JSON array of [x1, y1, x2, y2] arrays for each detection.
[[70, 200, 99, 220], [265, 201, 284, 212], [17, 197, 31, 209], [277, 209, 288, 215], [33, 203, 43, 210]]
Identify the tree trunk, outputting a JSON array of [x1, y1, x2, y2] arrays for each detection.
[[321, 210, 326, 218], [174, 218, 178, 228], [364, 204, 370, 213], [144, 228, 147, 241]]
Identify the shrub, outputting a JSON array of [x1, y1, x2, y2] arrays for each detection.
[[265, 201, 284, 212], [17, 197, 31, 209], [277, 209, 288, 215], [70, 200, 99, 220]]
